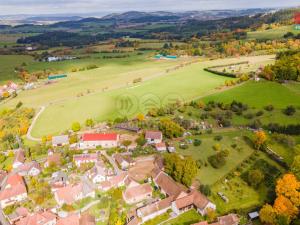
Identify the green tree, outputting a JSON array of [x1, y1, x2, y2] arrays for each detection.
[[248, 169, 264, 187], [85, 118, 94, 127], [71, 122, 81, 132], [291, 155, 300, 180]]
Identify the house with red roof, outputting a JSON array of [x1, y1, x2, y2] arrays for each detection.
[[79, 133, 119, 149], [17, 161, 41, 177], [123, 183, 152, 204], [192, 214, 239, 225], [98, 172, 129, 191], [54, 181, 95, 206], [0, 174, 27, 208], [15, 211, 56, 225], [145, 131, 162, 144], [73, 153, 99, 167], [86, 160, 114, 184], [44, 151, 61, 168], [155, 142, 167, 152], [57, 213, 96, 225]]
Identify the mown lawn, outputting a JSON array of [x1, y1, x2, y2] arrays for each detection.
[[177, 130, 254, 185]]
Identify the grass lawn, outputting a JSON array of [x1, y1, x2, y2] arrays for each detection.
[[177, 130, 254, 185], [247, 25, 300, 40], [203, 80, 300, 109], [0, 55, 34, 83], [162, 209, 203, 225]]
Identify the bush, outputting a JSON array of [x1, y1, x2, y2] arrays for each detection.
[[256, 110, 264, 117], [214, 135, 223, 141], [264, 105, 274, 111], [193, 139, 202, 146], [208, 151, 228, 169], [244, 113, 254, 119], [199, 184, 211, 196], [283, 105, 296, 116]]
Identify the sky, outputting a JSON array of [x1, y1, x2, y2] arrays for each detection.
[[0, 0, 299, 15]]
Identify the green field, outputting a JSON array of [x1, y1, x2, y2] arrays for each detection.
[[247, 25, 300, 40], [177, 130, 254, 185], [0, 55, 34, 83], [0, 55, 274, 137], [203, 80, 300, 109]]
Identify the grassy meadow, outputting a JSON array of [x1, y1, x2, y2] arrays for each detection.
[[0, 54, 276, 137], [247, 25, 300, 40]]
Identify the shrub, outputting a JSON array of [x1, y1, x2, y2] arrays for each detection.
[[283, 105, 296, 116], [193, 139, 202, 146], [199, 184, 211, 196], [256, 110, 264, 117], [208, 152, 226, 169], [214, 135, 223, 141], [244, 113, 254, 119], [264, 105, 274, 111]]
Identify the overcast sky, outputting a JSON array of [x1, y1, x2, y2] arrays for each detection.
[[0, 0, 299, 15]]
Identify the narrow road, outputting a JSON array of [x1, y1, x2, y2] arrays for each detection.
[[100, 151, 121, 175], [26, 106, 45, 142]]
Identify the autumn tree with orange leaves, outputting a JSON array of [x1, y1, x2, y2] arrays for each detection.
[[254, 130, 267, 150], [260, 174, 300, 225]]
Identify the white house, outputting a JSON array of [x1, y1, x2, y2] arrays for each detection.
[[52, 135, 69, 147], [13, 149, 25, 169], [79, 133, 119, 149], [87, 160, 113, 183], [145, 131, 163, 144], [114, 154, 135, 170], [73, 153, 99, 167]]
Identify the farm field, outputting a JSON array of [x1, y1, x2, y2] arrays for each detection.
[[1, 55, 274, 137], [203, 80, 300, 109], [247, 25, 300, 40], [177, 130, 254, 185]]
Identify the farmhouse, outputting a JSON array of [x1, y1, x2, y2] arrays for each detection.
[[137, 197, 173, 223], [98, 172, 129, 191], [171, 189, 216, 216], [13, 149, 25, 169], [73, 153, 99, 167], [114, 154, 135, 170], [155, 142, 167, 152], [54, 182, 95, 205], [52, 135, 69, 147], [50, 171, 69, 192], [15, 211, 56, 225], [17, 161, 41, 177], [87, 160, 113, 183], [44, 152, 61, 168], [79, 133, 119, 149], [145, 131, 162, 144], [123, 183, 153, 204], [0, 174, 27, 208]]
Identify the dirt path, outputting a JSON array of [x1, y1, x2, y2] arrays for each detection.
[[26, 106, 46, 142]]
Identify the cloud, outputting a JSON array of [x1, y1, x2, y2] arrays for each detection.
[[0, 0, 299, 15]]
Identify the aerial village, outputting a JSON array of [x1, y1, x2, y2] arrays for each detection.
[[0, 117, 241, 225]]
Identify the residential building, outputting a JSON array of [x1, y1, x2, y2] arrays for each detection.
[[99, 172, 129, 191], [15, 211, 56, 225], [17, 161, 41, 177], [44, 152, 61, 168], [13, 149, 25, 169], [137, 197, 173, 223], [123, 183, 152, 204], [57, 213, 95, 225], [114, 154, 135, 170], [0, 174, 27, 208], [171, 189, 216, 216], [50, 171, 69, 192], [155, 142, 167, 152], [6, 207, 29, 224], [52, 135, 69, 147], [79, 133, 119, 149], [87, 160, 113, 183], [73, 153, 99, 167], [145, 131, 162, 144], [54, 182, 95, 205]]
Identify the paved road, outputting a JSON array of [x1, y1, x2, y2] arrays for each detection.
[[100, 151, 121, 175], [27, 106, 45, 142]]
